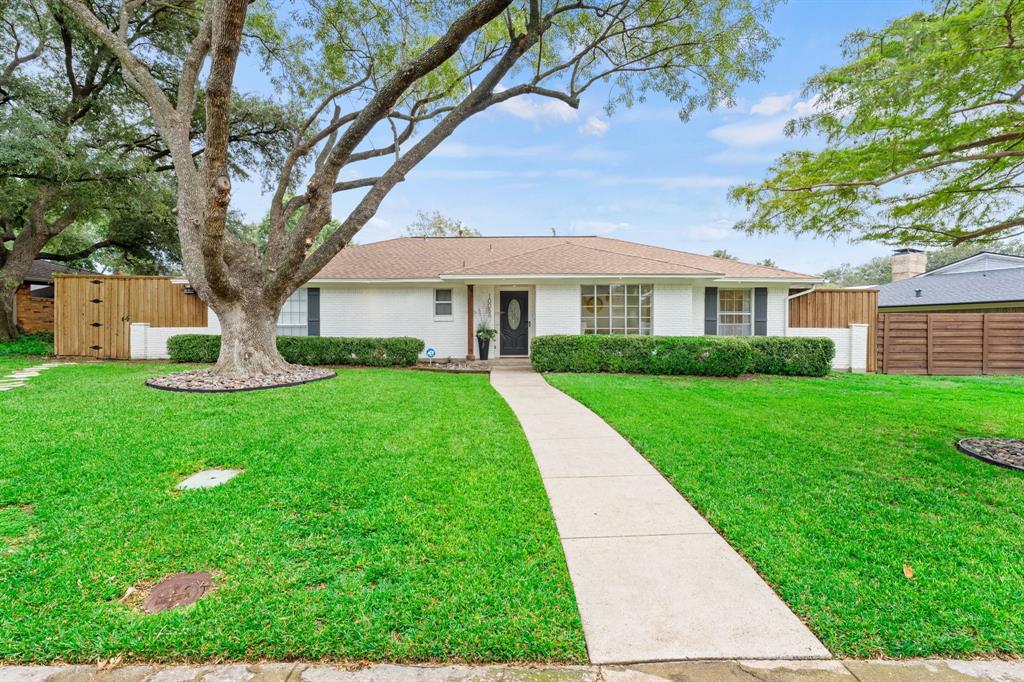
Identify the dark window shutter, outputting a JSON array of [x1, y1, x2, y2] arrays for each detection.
[[307, 287, 320, 336], [754, 287, 768, 336], [704, 287, 718, 335]]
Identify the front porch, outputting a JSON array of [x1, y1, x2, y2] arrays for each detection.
[[463, 283, 535, 360]]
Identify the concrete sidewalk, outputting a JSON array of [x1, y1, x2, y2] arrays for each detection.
[[490, 366, 829, 665], [5, 659, 1024, 682]]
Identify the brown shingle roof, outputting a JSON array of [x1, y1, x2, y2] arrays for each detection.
[[314, 236, 815, 280]]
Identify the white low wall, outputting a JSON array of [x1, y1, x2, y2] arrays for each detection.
[[131, 315, 220, 360], [785, 323, 869, 373]]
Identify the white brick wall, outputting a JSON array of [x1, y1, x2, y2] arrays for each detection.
[[130, 312, 220, 359], [535, 283, 580, 335], [319, 284, 469, 359], [785, 324, 869, 372], [651, 283, 691, 335]]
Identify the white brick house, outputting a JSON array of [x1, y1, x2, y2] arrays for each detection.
[[140, 236, 831, 361]]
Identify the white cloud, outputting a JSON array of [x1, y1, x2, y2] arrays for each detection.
[[435, 141, 556, 158], [578, 116, 609, 137], [569, 220, 631, 235], [750, 94, 795, 116], [686, 224, 733, 241], [793, 95, 824, 116], [708, 118, 788, 146]]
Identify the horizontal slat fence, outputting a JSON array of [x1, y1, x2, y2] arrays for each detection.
[[876, 312, 1024, 375], [789, 288, 878, 372], [55, 275, 207, 359]]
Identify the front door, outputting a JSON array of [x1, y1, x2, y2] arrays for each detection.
[[499, 291, 529, 356]]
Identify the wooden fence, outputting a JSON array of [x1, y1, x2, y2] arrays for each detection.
[[789, 288, 879, 372], [876, 312, 1024, 375], [55, 275, 207, 359]]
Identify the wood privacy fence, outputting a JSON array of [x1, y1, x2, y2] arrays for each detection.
[[55, 275, 207, 359], [876, 313, 1024, 375], [789, 288, 879, 372]]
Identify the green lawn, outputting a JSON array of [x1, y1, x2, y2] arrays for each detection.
[[0, 363, 585, 663], [546, 372, 1024, 658]]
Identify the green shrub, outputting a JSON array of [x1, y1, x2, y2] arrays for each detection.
[[166, 335, 221, 363], [531, 334, 836, 377], [167, 334, 424, 367], [747, 336, 834, 376], [531, 335, 752, 377], [0, 332, 54, 357]]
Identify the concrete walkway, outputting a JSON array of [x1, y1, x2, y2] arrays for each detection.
[[5, 659, 1024, 682], [490, 366, 829, 665]]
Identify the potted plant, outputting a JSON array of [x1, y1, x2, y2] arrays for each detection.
[[475, 322, 497, 360]]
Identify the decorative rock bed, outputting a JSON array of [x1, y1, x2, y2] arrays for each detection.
[[414, 360, 492, 374], [957, 438, 1024, 472], [146, 367, 335, 393]]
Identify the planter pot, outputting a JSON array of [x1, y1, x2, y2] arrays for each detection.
[[476, 337, 491, 360]]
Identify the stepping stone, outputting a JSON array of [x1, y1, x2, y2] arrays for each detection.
[[176, 469, 243, 490], [0, 384, 26, 391]]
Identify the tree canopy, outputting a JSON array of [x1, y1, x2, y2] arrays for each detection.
[[61, 0, 780, 376], [405, 211, 480, 237], [730, 0, 1024, 246]]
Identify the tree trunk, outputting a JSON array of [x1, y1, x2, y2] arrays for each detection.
[[210, 301, 292, 376], [0, 285, 18, 341]]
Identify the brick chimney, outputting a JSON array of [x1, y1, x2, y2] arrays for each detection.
[[891, 248, 927, 281]]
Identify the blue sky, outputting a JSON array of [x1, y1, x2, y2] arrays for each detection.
[[234, 0, 927, 275]]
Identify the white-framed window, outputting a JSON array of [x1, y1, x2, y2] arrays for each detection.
[[580, 284, 653, 335], [434, 288, 453, 318], [718, 289, 752, 336], [277, 288, 308, 336]]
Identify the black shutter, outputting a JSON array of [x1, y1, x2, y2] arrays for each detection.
[[704, 287, 718, 335], [754, 287, 768, 336], [307, 287, 320, 336]]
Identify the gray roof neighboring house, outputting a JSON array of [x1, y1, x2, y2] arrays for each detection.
[[24, 259, 94, 284], [878, 266, 1024, 307]]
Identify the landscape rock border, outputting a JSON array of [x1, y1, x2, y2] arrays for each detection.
[[146, 367, 335, 393], [957, 438, 1024, 472]]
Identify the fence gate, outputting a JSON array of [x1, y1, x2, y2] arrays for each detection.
[[55, 275, 208, 359], [876, 312, 1024, 375], [789, 288, 879, 372]]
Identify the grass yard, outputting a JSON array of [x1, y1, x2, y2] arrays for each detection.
[[547, 372, 1024, 658], [0, 363, 585, 663]]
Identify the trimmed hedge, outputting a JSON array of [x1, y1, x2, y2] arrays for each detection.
[[531, 334, 753, 377], [531, 334, 835, 377], [167, 334, 424, 367], [747, 336, 834, 377]]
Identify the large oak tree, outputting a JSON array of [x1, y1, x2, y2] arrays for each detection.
[[62, 0, 777, 376], [730, 0, 1024, 248], [0, 0, 290, 339]]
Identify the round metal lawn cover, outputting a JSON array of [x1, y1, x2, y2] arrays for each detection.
[[141, 572, 215, 613]]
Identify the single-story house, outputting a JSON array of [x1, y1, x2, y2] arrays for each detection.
[[879, 250, 1024, 313], [15, 260, 93, 333], [132, 236, 885, 369], [272, 236, 820, 359]]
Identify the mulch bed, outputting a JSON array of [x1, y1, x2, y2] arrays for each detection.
[[145, 367, 335, 393], [957, 438, 1024, 472]]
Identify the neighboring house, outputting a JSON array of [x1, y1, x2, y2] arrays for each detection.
[[268, 236, 820, 359], [878, 250, 1024, 313], [15, 260, 93, 333]]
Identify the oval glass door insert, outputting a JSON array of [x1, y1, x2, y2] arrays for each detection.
[[507, 299, 522, 330]]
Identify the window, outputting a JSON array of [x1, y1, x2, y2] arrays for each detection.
[[718, 289, 752, 336], [434, 288, 453, 317], [277, 288, 308, 336], [581, 284, 652, 335]]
